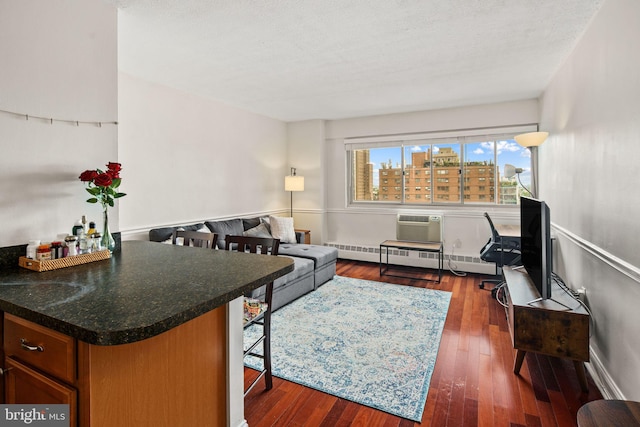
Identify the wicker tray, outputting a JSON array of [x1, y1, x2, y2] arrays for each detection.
[[18, 250, 111, 272]]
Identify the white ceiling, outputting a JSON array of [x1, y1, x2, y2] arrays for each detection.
[[114, 0, 604, 122]]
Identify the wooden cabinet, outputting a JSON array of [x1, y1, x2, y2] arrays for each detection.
[[1, 307, 227, 427], [502, 267, 590, 392], [3, 314, 77, 426]]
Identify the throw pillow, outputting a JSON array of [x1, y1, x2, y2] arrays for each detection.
[[243, 223, 273, 238], [268, 216, 296, 244], [205, 218, 244, 249]]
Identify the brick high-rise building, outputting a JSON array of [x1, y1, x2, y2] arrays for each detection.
[[353, 150, 374, 200], [374, 148, 500, 203]]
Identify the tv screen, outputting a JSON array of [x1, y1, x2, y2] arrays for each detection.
[[520, 197, 552, 300]]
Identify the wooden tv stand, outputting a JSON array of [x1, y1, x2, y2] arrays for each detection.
[[502, 267, 590, 392]]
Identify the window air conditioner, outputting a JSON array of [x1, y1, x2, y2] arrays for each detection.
[[396, 215, 442, 242]]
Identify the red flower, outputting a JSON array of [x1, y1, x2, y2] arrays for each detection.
[[79, 170, 98, 182], [106, 162, 122, 179], [80, 161, 126, 208], [93, 173, 113, 187]]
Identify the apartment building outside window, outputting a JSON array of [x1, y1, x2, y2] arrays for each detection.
[[347, 130, 534, 206]]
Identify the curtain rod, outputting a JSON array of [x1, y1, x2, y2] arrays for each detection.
[[0, 108, 118, 127]]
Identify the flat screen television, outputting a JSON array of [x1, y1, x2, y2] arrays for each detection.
[[520, 196, 552, 300]]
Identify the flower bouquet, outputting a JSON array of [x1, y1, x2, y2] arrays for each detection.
[[79, 162, 126, 252]]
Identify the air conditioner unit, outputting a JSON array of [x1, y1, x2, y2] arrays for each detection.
[[396, 215, 442, 242]]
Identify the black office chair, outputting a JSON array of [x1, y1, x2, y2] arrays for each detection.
[[478, 212, 521, 295]]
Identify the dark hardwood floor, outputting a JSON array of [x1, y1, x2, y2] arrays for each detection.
[[244, 259, 603, 426]]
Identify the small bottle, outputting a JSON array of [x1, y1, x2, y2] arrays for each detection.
[[65, 235, 78, 256], [72, 219, 83, 236], [50, 242, 58, 259], [36, 244, 52, 261], [26, 240, 41, 259], [92, 232, 102, 252], [87, 221, 97, 237], [78, 215, 89, 254], [51, 241, 63, 259]]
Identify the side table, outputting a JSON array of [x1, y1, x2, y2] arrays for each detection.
[[295, 229, 311, 244], [379, 240, 443, 283], [577, 400, 640, 427]]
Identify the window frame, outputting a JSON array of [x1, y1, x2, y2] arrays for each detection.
[[345, 125, 537, 208]]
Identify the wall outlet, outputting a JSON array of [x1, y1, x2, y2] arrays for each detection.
[[577, 287, 587, 302], [453, 239, 462, 249]]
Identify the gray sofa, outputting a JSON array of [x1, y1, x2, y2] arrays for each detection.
[[148, 217, 338, 311]]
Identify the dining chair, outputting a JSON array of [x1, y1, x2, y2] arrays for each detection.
[[225, 235, 280, 396], [171, 229, 218, 249]]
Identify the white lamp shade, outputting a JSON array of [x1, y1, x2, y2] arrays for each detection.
[[285, 175, 305, 192], [514, 131, 549, 147], [503, 164, 523, 178]]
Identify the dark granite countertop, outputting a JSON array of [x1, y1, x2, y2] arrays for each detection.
[[0, 241, 293, 346]]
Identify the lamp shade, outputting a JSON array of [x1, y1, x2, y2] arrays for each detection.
[[285, 175, 304, 192], [514, 131, 549, 147], [504, 164, 523, 179]]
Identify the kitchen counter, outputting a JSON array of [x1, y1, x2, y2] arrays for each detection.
[[0, 240, 294, 426], [0, 240, 294, 345]]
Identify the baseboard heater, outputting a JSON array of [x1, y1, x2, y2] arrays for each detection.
[[325, 242, 492, 273]]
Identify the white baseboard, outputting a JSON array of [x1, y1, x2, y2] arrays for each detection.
[[586, 348, 626, 400]]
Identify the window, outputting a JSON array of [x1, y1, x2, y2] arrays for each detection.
[[348, 129, 533, 205]]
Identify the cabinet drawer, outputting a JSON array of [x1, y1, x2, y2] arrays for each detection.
[[4, 314, 76, 384]]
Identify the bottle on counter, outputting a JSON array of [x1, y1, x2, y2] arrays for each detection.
[[36, 244, 52, 261], [72, 219, 84, 236], [26, 240, 41, 259], [78, 215, 89, 254], [87, 221, 97, 237], [65, 235, 79, 256], [91, 232, 102, 252], [51, 241, 63, 259]]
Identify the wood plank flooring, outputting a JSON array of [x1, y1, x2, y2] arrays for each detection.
[[244, 260, 603, 426]]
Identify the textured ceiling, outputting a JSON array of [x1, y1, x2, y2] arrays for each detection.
[[114, 0, 604, 122]]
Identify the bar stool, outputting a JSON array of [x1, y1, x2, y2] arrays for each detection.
[[225, 235, 280, 396]]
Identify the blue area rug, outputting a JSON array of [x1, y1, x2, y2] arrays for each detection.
[[244, 275, 451, 421]]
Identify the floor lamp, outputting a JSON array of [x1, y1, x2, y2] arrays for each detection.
[[284, 167, 304, 217], [514, 131, 549, 198]]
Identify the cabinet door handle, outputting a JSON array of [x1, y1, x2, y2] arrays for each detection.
[[20, 338, 44, 352], [0, 367, 13, 375]]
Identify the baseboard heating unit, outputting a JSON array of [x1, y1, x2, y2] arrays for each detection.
[[325, 242, 494, 275]]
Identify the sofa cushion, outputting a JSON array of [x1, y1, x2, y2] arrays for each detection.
[[269, 216, 296, 243], [242, 223, 272, 238], [148, 223, 204, 243], [274, 255, 314, 286], [278, 244, 338, 268], [248, 256, 315, 311], [205, 219, 244, 249], [242, 217, 261, 231]]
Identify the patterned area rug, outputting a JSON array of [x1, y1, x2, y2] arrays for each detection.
[[244, 275, 451, 421]]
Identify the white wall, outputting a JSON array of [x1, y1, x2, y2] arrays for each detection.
[[0, 0, 117, 247], [286, 120, 326, 243], [118, 73, 289, 238], [321, 100, 538, 271], [539, 0, 640, 400]]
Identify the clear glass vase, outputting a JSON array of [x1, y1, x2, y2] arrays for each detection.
[[101, 206, 116, 252]]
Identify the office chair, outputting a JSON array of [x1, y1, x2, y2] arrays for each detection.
[[478, 212, 521, 296]]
